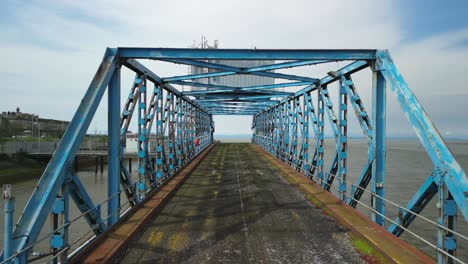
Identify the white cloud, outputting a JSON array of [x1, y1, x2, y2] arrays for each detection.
[[0, 0, 467, 137]]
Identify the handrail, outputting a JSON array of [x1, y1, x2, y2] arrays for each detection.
[[264, 146, 466, 264]]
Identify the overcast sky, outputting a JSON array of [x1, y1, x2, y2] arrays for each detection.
[[1, 0, 468, 138]]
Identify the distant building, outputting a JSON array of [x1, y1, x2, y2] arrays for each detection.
[[186, 38, 275, 96], [0, 107, 69, 137], [124, 133, 157, 154]]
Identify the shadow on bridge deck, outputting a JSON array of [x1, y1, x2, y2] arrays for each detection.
[[76, 143, 433, 264]]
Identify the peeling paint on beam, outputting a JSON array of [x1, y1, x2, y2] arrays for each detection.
[[118, 48, 377, 60]]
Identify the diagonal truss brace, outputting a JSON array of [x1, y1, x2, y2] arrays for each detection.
[[339, 75, 376, 208], [68, 173, 106, 234], [163, 59, 331, 82], [377, 50, 468, 222], [161, 58, 320, 83], [304, 92, 320, 177], [388, 167, 441, 236], [4, 48, 117, 257], [320, 86, 340, 190]]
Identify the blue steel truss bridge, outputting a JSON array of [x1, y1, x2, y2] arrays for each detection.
[[1, 48, 467, 264]]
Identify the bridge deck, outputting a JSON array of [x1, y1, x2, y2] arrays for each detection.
[[77, 143, 433, 263], [119, 143, 361, 263]]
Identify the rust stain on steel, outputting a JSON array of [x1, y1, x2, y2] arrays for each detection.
[[70, 144, 215, 264], [251, 144, 435, 264]]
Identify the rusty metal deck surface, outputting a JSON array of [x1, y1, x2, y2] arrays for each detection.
[[119, 143, 362, 263]]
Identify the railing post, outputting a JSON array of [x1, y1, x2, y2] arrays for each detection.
[[108, 62, 121, 226], [438, 180, 457, 264], [3, 184, 14, 264], [50, 187, 68, 264], [371, 70, 386, 226]]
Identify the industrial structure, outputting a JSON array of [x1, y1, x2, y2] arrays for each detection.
[[186, 38, 275, 96], [1, 47, 467, 264]]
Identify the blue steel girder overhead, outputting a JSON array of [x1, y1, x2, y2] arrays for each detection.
[[161, 59, 319, 83], [180, 81, 312, 94], [163, 59, 332, 83], [2, 47, 467, 264], [118, 48, 377, 60]]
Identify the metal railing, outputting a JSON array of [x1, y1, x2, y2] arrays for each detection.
[[1, 142, 211, 264], [264, 145, 467, 264]]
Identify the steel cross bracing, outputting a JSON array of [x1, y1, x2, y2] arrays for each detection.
[[1, 48, 467, 264]]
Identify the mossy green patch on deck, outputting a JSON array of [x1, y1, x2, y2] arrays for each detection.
[[350, 234, 390, 264]]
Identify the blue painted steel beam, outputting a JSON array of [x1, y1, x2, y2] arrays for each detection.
[[377, 50, 468, 221], [194, 92, 293, 99], [205, 91, 294, 96], [162, 59, 320, 83], [8, 48, 117, 256], [198, 101, 276, 105], [68, 174, 106, 234], [340, 75, 378, 212], [211, 109, 259, 111], [371, 70, 386, 226], [196, 98, 280, 103], [341, 75, 373, 140], [163, 59, 331, 83], [118, 48, 377, 60], [199, 103, 275, 108], [304, 92, 320, 177], [337, 78, 348, 201], [186, 90, 293, 96], [173, 80, 234, 91], [178, 80, 311, 94], [205, 107, 267, 111], [122, 59, 208, 114], [204, 103, 268, 107], [236, 95, 291, 100], [244, 59, 331, 72], [211, 112, 257, 115], [3, 189, 14, 263], [259, 60, 369, 114], [388, 173, 438, 236], [108, 65, 120, 226]]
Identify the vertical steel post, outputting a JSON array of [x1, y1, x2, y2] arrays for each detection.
[[371, 71, 386, 226], [301, 96, 309, 173], [108, 64, 121, 226], [137, 77, 147, 198], [3, 185, 14, 264], [60, 183, 69, 264], [438, 180, 457, 264], [338, 79, 348, 201], [438, 181, 446, 264], [317, 86, 325, 185], [50, 191, 66, 264]]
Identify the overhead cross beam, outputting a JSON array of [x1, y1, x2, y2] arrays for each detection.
[[196, 98, 280, 103], [118, 48, 377, 60], [181, 81, 311, 95], [163, 59, 332, 82], [162, 59, 321, 82]]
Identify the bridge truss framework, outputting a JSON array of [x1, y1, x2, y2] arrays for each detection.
[[1, 48, 467, 264]]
